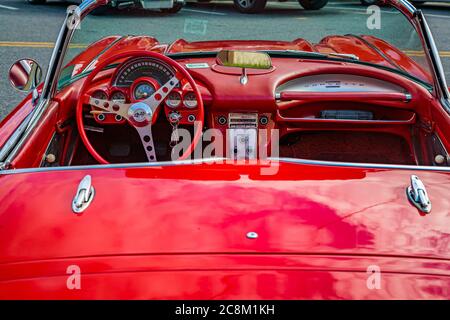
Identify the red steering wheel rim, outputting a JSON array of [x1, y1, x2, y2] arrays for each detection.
[[76, 50, 204, 164]]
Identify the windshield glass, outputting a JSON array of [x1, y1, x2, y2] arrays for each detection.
[[59, 1, 432, 89]]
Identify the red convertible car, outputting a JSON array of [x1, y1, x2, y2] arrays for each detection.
[[0, 0, 449, 299]]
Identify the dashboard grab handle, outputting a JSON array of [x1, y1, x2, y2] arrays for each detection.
[[277, 91, 411, 105]]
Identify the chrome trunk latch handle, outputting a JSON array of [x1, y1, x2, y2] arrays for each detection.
[[72, 175, 95, 214], [406, 175, 432, 214]]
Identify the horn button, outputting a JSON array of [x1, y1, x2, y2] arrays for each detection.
[[128, 102, 153, 127]]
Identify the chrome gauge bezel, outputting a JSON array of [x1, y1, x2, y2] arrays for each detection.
[[110, 90, 126, 103], [166, 91, 182, 109], [183, 91, 197, 109], [132, 81, 157, 101], [92, 90, 108, 100]]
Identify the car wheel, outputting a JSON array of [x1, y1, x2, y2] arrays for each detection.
[[27, 0, 46, 4], [161, 3, 184, 13], [298, 0, 328, 10], [360, 0, 378, 5], [233, 0, 267, 13]]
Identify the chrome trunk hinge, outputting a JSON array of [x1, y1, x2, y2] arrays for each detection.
[[72, 175, 95, 214], [406, 175, 432, 214]]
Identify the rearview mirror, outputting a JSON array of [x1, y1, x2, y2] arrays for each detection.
[[9, 59, 43, 92], [216, 50, 272, 70]]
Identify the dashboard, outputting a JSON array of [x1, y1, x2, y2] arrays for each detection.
[[73, 53, 435, 165], [84, 55, 416, 131]]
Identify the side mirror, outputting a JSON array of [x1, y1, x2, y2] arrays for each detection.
[[9, 59, 43, 93]]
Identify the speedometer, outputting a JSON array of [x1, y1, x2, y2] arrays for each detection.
[[113, 58, 175, 88], [133, 81, 156, 101], [183, 92, 197, 108], [166, 91, 182, 108]]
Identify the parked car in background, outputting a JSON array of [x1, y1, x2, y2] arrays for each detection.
[[27, 0, 185, 14], [195, 0, 328, 14]]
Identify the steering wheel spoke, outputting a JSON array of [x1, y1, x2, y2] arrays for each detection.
[[142, 75, 180, 112], [134, 124, 157, 162], [88, 96, 130, 120]]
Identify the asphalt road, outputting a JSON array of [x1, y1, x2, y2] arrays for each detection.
[[1, 0, 450, 120]]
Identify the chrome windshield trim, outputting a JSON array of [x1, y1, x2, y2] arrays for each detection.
[[0, 112, 34, 164], [1, 158, 449, 175], [416, 10, 450, 102], [398, 0, 416, 14]]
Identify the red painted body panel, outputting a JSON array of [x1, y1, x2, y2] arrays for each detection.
[[0, 162, 449, 299]]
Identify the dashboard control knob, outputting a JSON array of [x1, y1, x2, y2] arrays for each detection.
[[97, 113, 105, 122], [259, 116, 269, 125], [218, 116, 227, 125], [435, 154, 446, 165], [169, 111, 182, 123]]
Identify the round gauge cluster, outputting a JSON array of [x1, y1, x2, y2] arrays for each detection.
[[111, 91, 126, 103], [165, 91, 198, 109], [183, 92, 197, 108], [92, 89, 127, 103], [92, 90, 108, 101], [166, 91, 182, 108]]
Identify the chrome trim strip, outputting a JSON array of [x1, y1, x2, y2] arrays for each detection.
[[1, 157, 449, 175], [399, 0, 416, 14], [271, 158, 450, 172], [0, 112, 33, 163], [0, 158, 226, 175]]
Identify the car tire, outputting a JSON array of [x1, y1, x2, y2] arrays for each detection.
[[27, 0, 46, 4], [161, 3, 184, 13], [298, 0, 328, 10], [360, 0, 378, 5], [233, 0, 267, 13]]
